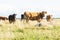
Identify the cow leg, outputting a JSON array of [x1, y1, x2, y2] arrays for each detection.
[[21, 19, 26, 24], [13, 22, 15, 24], [9, 20, 12, 23], [26, 19, 29, 23], [37, 19, 41, 23], [25, 16, 29, 23], [21, 19, 23, 22], [37, 19, 42, 26]]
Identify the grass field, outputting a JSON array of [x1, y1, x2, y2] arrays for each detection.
[[0, 19, 60, 40]]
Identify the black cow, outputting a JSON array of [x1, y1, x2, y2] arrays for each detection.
[[21, 14, 25, 21], [8, 14, 17, 23]]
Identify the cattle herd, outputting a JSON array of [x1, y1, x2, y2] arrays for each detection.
[[21, 11, 53, 23], [0, 11, 53, 24]]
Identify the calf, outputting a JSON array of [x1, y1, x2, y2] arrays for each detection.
[[46, 15, 52, 22]]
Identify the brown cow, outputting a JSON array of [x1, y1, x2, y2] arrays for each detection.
[[0, 16, 8, 20], [23, 11, 47, 23], [46, 15, 53, 22]]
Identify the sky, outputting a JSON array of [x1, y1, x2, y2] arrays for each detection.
[[0, 0, 60, 18]]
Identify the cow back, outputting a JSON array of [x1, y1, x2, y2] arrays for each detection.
[[0, 16, 8, 20], [24, 12, 40, 18]]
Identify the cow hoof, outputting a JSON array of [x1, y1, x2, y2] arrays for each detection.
[[35, 23, 42, 27], [39, 24, 42, 27]]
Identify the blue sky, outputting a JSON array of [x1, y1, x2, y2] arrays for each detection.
[[0, 0, 60, 18]]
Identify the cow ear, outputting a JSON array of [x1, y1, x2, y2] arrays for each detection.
[[42, 11, 47, 14], [13, 14, 17, 15]]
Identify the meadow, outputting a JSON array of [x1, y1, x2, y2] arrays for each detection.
[[0, 19, 60, 40]]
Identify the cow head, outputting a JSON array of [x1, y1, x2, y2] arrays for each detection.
[[37, 11, 47, 19], [13, 13, 17, 20], [46, 13, 53, 18], [42, 11, 47, 14], [13, 14, 17, 16], [41, 11, 47, 17]]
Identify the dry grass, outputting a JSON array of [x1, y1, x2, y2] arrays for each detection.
[[0, 19, 60, 40]]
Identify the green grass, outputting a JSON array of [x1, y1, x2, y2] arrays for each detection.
[[0, 20, 60, 40], [12, 26, 60, 40]]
